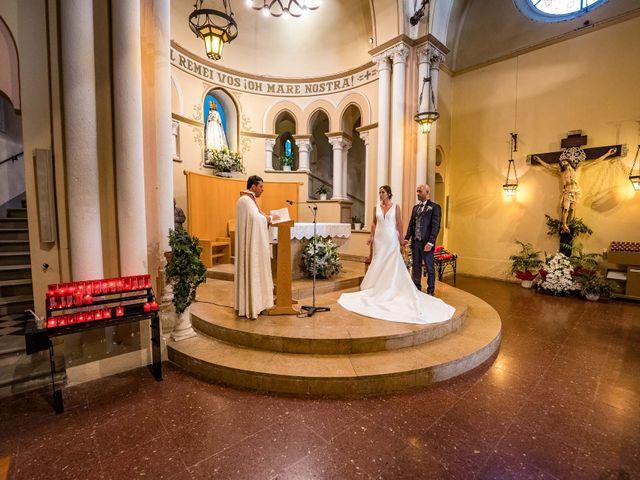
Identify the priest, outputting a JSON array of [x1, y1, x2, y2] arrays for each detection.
[[234, 175, 280, 319]]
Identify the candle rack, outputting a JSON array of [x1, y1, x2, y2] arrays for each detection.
[[25, 274, 163, 413]]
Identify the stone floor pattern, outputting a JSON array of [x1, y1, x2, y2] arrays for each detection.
[[0, 276, 638, 479]]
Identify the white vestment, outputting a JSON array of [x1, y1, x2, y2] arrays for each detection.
[[205, 109, 228, 150], [234, 194, 274, 319]]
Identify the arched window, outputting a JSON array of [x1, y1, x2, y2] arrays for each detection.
[[515, 0, 608, 22]]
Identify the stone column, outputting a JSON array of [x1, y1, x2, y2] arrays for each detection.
[[60, 0, 104, 280], [328, 136, 349, 200], [390, 43, 409, 204], [358, 130, 370, 227], [294, 135, 312, 172], [373, 53, 391, 189], [171, 120, 179, 160], [265, 137, 276, 170], [342, 139, 352, 202], [426, 45, 446, 194], [154, 0, 174, 256], [415, 44, 430, 186], [112, 0, 148, 276]]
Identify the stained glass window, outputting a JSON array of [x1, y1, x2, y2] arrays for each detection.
[[517, 0, 608, 21], [285, 139, 292, 157]]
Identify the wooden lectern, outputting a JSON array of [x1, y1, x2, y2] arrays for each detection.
[[267, 220, 299, 315]]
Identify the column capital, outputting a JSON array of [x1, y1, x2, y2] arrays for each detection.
[[326, 133, 351, 150], [265, 137, 276, 149], [417, 42, 447, 70], [359, 130, 370, 146], [372, 53, 391, 72], [389, 43, 410, 65], [296, 138, 313, 152]]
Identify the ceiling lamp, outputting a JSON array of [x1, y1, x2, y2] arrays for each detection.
[[503, 133, 519, 197], [247, 0, 321, 17], [189, 0, 238, 61], [630, 144, 640, 191], [414, 74, 439, 134]]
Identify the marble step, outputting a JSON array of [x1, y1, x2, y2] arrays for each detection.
[[0, 229, 29, 241], [0, 278, 33, 297], [0, 218, 28, 229], [0, 264, 32, 281], [0, 295, 34, 316], [6, 208, 27, 219], [0, 240, 29, 252], [168, 293, 501, 396], [0, 251, 31, 266], [190, 290, 468, 354]]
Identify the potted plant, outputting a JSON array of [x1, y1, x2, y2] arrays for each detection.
[[579, 273, 614, 301], [164, 228, 207, 341], [569, 244, 601, 277], [509, 241, 543, 288], [281, 154, 294, 172], [205, 146, 245, 177], [351, 215, 363, 230], [315, 184, 329, 201]]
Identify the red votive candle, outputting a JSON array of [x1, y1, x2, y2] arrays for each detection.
[[143, 303, 151, 312], [115, 307, 124, 317], [150, 301, 158, 311]]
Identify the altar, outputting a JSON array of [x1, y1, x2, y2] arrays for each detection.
[[270, 222, 351, 280]]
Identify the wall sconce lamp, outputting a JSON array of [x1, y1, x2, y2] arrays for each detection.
[[630, 144, 640, 191], [189, 0, 238, 61], [503, 133, 519, 196]]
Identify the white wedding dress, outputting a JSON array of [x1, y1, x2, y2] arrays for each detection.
[[338, 204, 455, 324]]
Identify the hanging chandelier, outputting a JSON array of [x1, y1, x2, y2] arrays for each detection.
[[246, 0, 321, 17], [503, 133, 519, 196], [629, 144, 640, 191], [414, 74, 439, 134], [189, 0, 238, 61]]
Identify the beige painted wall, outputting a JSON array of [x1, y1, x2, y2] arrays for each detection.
[[448, 16, 640, 280]]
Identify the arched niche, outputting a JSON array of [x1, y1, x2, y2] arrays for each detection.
[[308, 109, 332, 199], [341, 104, 365, 222], [0, 17, 20, 112], [202, 87, 239, 153], [273, 111, 297, 171]]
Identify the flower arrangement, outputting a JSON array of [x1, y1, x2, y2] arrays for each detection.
[[204, 146, 245, 173], [302, 235, 341, 279], [536, 252, 579, 295]]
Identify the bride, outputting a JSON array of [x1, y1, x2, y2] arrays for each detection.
[[338, 185, 455, 324]]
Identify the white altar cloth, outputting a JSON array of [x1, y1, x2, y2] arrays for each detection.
[[270, 222, 351, 242]]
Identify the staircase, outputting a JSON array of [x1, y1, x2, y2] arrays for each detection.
[[0, 200, 61, 397]]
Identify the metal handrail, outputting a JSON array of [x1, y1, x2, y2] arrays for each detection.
[[0, 152, 24, 167]]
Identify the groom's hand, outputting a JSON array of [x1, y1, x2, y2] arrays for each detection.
[[424, 243, 433, 252], [400, 239, 408, 247]]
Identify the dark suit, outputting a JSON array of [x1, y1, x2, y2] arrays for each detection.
[[404, 200, 441, 294]]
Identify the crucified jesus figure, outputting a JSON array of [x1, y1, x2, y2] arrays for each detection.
[[533, 147, 617, 233]]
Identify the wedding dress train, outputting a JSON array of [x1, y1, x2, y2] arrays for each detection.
[[338, 204, 455, 324]]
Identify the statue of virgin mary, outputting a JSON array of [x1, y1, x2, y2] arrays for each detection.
[[205, 100, 228, 150]]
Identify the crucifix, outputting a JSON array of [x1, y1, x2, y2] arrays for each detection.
[[528, 131, 625, 233]]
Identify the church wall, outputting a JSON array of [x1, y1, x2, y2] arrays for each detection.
[[448, 16, 640, 280], [169, 59, 380, 235]]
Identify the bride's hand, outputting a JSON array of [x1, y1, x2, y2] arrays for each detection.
[[400, 239, 408, 247], [366, 237, 373, 246]]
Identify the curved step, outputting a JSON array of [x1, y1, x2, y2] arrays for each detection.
[[168, 286, 501, 396], [190, 285, 469, 354]]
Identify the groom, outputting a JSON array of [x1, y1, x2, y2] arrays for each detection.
[[405, 184, 441, 295]]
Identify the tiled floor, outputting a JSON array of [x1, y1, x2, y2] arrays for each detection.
[[1, 276, 639, 479]]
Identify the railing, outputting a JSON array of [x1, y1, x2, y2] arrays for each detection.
[[0, 151, 23, 167]]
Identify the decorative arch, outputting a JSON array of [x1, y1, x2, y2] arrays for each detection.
[[0, 16, 20, 111], [303, 99, 337, 134], [170, 73, 183, 115], [337, 92, 371, 130], [202, 87, 240, 152], [264, 100, 303, 134]]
